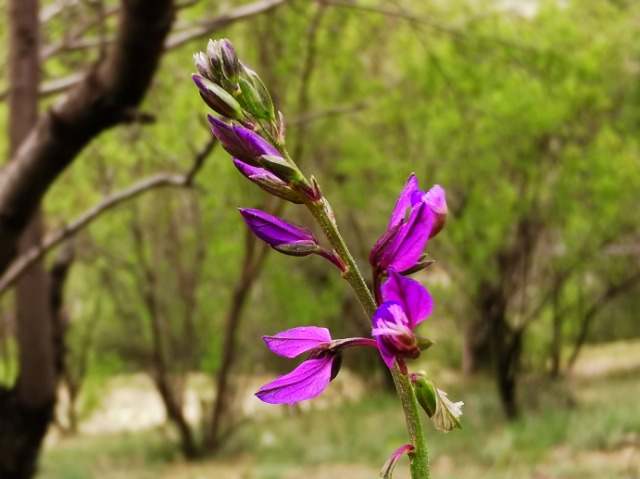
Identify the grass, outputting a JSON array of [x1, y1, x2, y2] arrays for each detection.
[[39, 342, 640, 479]]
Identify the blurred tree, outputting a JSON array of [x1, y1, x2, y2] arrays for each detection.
[[0, 1, 175, 476]]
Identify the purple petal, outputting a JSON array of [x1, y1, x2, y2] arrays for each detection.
[[369, 222, 401, 267], [381, 202, 434, 272], [417, 185, 448, 239], [207, 115, 257, 165], [382, 269, 433, 329], [255, 357, 334, 405], [238, 208, 317, 247], [372, 304, 400, 369], [388, 174, 419, 229], [233, 125, 282, 159], [263, 326, 332, 358], [232, 159, 283, 184], [421, 185, 447, 215]]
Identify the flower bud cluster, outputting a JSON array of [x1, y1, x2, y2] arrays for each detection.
[[193, 39, 274, 122], [192, 39, 335, 267]]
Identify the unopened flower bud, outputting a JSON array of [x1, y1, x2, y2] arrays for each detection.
[[193, 52, 211, 79], [238, 208, 320, 257], [238, 76, 275, 121], [193, 75, 243, 119], [206, 39, 224, 82], [232, 159, 303, 204], [219, 39, 241, 82], [411, 373, 438, 417]]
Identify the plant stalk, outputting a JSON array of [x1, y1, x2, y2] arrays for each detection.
[[302, 194, 431, 479]]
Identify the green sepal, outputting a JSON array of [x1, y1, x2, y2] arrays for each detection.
[[413, 374, 437, 418], [238, 76, 274, 121], [273, 240, 319, 256], [416, 337, 434, 351], [196, 76, 243, 119], [247, 176, 303, 204], [259, 155, 303, 184]]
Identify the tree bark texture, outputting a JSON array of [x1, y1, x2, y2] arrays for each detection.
[[0, 1, 56, 477], [0, 1, 175, 477], [467, 215, 542, 419], [0, 0, 176, 274]]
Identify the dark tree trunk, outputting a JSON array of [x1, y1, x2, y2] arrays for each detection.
[[0, 1, 175, 476], [0, 390, 53, 479], [206, 230, 270, 450], [549, 278, 562, 378], [477, 281, 523, 420], [0, 1, 56, 477]]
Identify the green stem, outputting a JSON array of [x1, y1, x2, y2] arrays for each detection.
[[391, 367, 430, 479], [302, 195, 431, 479], [304, 198, 376, 316]]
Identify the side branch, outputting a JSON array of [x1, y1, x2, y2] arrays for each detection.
[[0, 0, 176, 274], [0, 138, 216, 297]]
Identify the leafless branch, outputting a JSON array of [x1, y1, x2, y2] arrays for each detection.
[[5, 0, 295, 101], [0, 0, 176, 274], [40, 5, 120, 61], [165, 0, 293, 50], [288, 101, 368, 126], [39, 0, 82, 23], [0, 137, 216, 297], [322, 0, 558, 56]]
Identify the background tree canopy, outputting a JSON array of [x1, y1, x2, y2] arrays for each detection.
[[0, 0, 639, 478]]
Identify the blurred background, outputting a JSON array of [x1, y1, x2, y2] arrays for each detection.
[[1, 0, 639, 478]]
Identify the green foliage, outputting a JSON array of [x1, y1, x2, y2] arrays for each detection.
[[2, 0, 640, 458]]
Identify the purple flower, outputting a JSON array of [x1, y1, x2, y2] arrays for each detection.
[[256, 327, 337, 405], [256, 327, 378, 405], [370, 175, 448, 273], [372, 269, 434, 368], [239, 208, 319, 256]]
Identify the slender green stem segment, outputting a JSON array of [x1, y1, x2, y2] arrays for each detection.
[[302, 193, 431, 479], [391, 367, 430, 479]]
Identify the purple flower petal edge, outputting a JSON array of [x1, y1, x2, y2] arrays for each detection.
[[388, 174, 419, 229], [263, 326, 332, 358], [372, 303, 402, 369], [255, 357, 334, 405], [238, 208, 316, 247], [382, 269, 433, 329]]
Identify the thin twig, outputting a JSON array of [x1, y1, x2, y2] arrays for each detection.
[[0, 137, 216, 296]]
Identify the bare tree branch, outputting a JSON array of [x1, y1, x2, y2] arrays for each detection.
[[1, 0, 296, 101], [0, 138, 216, 297], [40, 5, 121, 61], [0, 0, 176, 275], [165, 0, 293, 50], [288, 102, 368, 126], [322, 0, 560, 56]]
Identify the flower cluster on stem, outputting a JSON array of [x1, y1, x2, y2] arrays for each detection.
[[192, 39, 463, 479]]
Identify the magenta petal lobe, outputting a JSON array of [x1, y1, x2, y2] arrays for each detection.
[[388, 174, 419, 229], [255, 357, 334, 405], [239, 208, 317, 248], [382, 269, 433, 328], [263, 326, 332, 358]]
